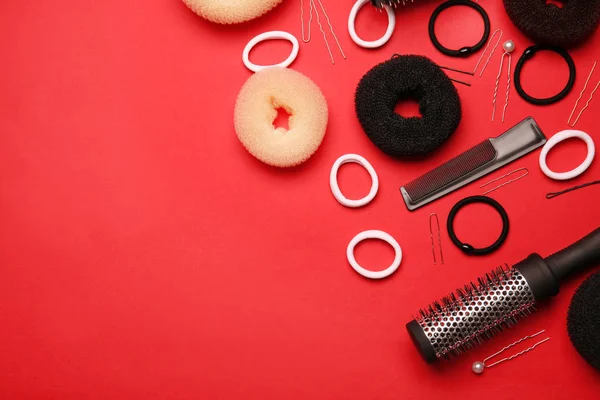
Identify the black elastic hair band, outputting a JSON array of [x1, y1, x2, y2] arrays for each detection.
[[354, 55, 462, 158], [514, 44, 576, 106], [428, 0, 491, 58], [447, 196, 509, 256]]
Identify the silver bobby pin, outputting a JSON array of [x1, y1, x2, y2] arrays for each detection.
[[473, 29, 503, 77], [480, 167, 529, 195], [300, 0, 313, 43], [315, 0, 346, 60], [429, 213, 444, 265], [472, 330, 550, 374], [572, 81, 600, 126], [492, 40, 515, 122], [310, 0, 334, 64], [568, 61, 599, 127]]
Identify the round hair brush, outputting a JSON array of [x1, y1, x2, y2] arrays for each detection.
[[407, 227, 600, 363]]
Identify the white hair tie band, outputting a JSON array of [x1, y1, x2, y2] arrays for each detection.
[[330, 154, 379, 207], [242, 31, 300, 73], [348, 0, 396, 49], [347, 230, 402, 279], [539, 130, 595, 181]]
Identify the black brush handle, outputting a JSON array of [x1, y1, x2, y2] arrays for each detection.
[[546, 228, 600, 281], [515, 227, 600, 302]]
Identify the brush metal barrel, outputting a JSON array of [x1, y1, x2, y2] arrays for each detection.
[[407, 266, 536, 363]]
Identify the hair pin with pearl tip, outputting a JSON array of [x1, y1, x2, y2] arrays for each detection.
[[472, 329, 550, 374], [492, 40, 516, 123]]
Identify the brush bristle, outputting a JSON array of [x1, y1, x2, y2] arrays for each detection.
[[414, 265, 537, 360], [370, 0, 416, 8]]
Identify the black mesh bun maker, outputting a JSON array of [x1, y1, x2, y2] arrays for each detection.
[[567, 270, 600, 371], [503, 0, 600, 48], [354, 55, 462, 158]]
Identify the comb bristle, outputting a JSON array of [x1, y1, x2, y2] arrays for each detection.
[[414, 265, 537, 360], [403, 140, 497, 203]]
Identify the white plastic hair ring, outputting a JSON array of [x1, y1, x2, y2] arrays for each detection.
[[346, 230, 402, 280], [539, 130, 595, 181], [242, 31, 300, 73], [348, 0, 396, 49], [330, 154, 379, 208]]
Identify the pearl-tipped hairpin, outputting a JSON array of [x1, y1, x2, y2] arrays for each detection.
[[492, 40, 515, 123], [472, 329, 550, 374]]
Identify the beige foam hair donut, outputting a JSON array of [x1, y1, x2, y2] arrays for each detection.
[[182, 0, 284, 24], [234, 67, 328, 167]]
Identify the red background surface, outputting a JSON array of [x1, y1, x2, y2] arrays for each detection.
[[1, 1, 600, 399]]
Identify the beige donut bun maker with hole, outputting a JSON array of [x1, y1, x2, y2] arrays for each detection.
[[234, 67, 328, 168], [181, 0, 284, 24]]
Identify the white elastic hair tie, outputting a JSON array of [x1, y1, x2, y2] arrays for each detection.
[[348, 0, 396, 49], [347, 230, 402, 279], [539, 130, 595, 181], [242, 31, 300, 73], [330, 154, 379, 208]]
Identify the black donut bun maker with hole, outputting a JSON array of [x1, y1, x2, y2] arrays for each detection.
[[568, 270, 600, 372], [503, 0, 600, 49], [354, 54, 462, 159]]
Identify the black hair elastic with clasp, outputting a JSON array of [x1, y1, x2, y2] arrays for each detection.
[[428, 0, 491, 58], [447, 196, 510, 256], [514, 44, 576, 106]]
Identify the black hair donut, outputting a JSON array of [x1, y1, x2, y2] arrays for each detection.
[[514, 44, 576, 106], [354, 55, 462, 158], [567, 270, 600, 371], [447, 196, 509, 256], [503, 0, 600, 49], [428, 0, 491, 57]]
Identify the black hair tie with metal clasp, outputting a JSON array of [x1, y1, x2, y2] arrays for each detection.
[[447, 196, 510, 256], [514, 44, 576, 106], [428, 0, 491, 58]]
